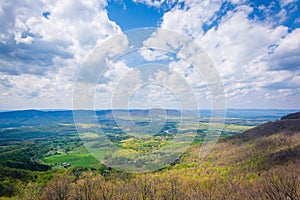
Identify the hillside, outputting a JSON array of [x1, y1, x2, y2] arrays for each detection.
[[224, 112, 300, 165], [228, 111, 300, 140], [1, 111, 299, 199]]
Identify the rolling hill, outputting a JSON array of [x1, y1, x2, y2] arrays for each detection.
[[0, 111, 299, 199]]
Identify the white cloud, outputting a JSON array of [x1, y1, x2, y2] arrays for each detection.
[[133, 0, 177, 9], [0, 72, 74, 109], [266, 28, 300, 71], [161, 0, 223, 37], [0, 0, 121, 74], [198, 8, 289, 77], [158, 0, 300, 108], [139, 47, 173, 61], [103, 61, 132, 82], [140, 28, 225, 109], [1, 0, 299, 109], [0, 0, 122, 109], [279, 0, 298, 7]]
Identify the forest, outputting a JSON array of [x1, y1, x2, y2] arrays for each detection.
[[0, 110, 299, 199]]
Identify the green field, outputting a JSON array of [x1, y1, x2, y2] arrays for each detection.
[[40, 121, 254, 170], [42, 145, 101, 168]]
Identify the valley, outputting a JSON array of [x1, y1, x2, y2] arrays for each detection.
[[0, 109, 299, 199]]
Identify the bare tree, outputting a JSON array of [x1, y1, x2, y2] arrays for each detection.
[[41, 173, 73, 200], [263, 167, 299, 200]]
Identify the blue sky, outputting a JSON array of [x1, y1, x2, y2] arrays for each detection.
[[0, 0, 299, 110], [107, 0, 300, 32], [106, 0, 165, 30]]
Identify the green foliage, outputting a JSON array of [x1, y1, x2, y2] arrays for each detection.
[[0, 111, 299, 198]]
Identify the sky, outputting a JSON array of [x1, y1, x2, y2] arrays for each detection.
[[0, 0, 300, 110]]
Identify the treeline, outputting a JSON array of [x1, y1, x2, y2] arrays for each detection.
[[15, 164, 299, 200]]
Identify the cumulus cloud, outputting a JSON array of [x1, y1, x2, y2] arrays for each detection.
[[159, 0, 300, 108], [0, 0, 122, 109], [161, 0, 223, 37], [1, 0, 299, 109], [198, 7, 289, 76], [0, 72, 74, 109], [0, 0, 121, 76], [266, 28, 300, 71]]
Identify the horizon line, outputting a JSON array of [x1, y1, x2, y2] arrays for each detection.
[[0, 108, 300, 113]]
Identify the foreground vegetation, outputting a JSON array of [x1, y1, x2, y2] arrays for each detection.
[[18, 164, 299, 200], [9, 129, 300, 199], [0, 110, 299, 199]]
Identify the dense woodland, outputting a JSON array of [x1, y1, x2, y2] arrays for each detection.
[[0, 111, 299, 199]]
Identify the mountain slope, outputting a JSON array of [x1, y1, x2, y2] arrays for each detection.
[[221, 112, 300, 166], [42, 111, 299, 200], [227, 111, 300, 141]]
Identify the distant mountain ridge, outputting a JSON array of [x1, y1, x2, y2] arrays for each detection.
[[229, 112, 300, 141], [0, 109, 298, 128], [0, 109, 180, 128], [281, 112, 300, 120]]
